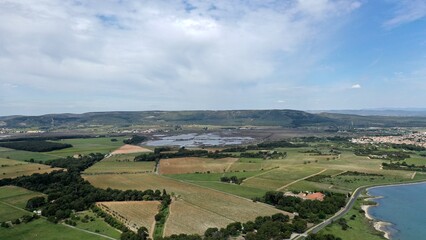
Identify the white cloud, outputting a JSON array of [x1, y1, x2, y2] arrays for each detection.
[[351, 84, 361, 89], [0, 0, 362, 115], [384, 0, 426, 28]]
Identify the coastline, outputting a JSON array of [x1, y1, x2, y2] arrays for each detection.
[[361, 195, 392, 240], [361, 181, 426, 240]]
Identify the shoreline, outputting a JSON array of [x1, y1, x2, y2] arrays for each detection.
[[361, 181, 426, 240], [361, 194, 392, 240]]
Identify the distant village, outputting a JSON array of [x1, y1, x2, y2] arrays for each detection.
[[351, 131, 426, 147]]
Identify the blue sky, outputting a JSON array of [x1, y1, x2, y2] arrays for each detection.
[[0, 0, 425, 115]]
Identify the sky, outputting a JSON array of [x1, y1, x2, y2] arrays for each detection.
[[0, 0, 426, 116]]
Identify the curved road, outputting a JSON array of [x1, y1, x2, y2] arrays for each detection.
[[293, 179, 426, 239], [291, 186, 365, 239]]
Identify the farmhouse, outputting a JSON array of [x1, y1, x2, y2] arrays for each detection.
[[284, 192, 325, 201]]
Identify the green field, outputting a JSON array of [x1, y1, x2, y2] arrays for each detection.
[[48, 137, 127, 157], [84, 160, 155, 174], [321, 198, 386, 240], [0, 147, 60, 163], [0, 186, 45, 222], [73, 210, 121, 239], [0, 219, 108, 240]]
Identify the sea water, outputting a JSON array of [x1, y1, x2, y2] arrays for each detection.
[[367, 182, 426, 240]]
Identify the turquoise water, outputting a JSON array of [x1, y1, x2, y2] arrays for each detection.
[[368, 182, 426, 240]]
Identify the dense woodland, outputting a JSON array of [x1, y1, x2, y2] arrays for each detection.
[[257, 191, 347, 223], [0, 140, 72, 152], [47, 153, 105, 172]]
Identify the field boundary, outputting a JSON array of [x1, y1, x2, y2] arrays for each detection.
[[242, 167, 280, 182], [160, 175, 290, 214], [276, 168, 327, 191]]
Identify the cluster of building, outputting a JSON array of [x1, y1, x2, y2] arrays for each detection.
[[0, 128, 45, 134], [351, 132, 426, 147]]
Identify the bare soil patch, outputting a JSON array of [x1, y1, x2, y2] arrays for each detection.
[[111, 144, 152, 155]]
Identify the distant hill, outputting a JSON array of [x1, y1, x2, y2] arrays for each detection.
[[0, 110, 335, 129], [2, 110, 426, 129], [311, 109, 426, 117]]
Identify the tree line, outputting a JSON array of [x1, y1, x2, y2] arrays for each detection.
[[0, 140, 72, 152], [134, 148, 232, 162]]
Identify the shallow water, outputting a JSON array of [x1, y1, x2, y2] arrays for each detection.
[[145, 133, 253, 147], [368, 182, 426, 240]]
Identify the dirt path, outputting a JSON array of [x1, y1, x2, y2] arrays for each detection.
[[242, 167, 279, 182], [411, 171, 417, 179], [150, 218, 157, 238], [62, 223, 117, 240], [275, 168, 328, 191]]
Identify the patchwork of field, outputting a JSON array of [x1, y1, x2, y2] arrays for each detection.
[[242, 166, 324, 191], [158, 157, 238, 175], [167, 170, 268, 198], [48, 137, 127, 157], [0, 186, 45, 222], [85, 173, 289, 235], [111, 144, 152, 155], [97, 201, 160, 237], [0, 158, 62, 179]]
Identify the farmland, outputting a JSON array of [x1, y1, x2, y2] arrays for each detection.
[[111, 144, 152, 155], [158, 157, 238, 174], [48, 137, 127, 157], [84, 154, 155, 174], [0, 147, 59, 163], [0, 186, 45, 222], [0, 218, 108, 240], [97, 201, 160, 237], [85, 173, 289, 235], [72, 210, 122, 239], [2, 128, 426, 240], [0, 158, 62, 179]]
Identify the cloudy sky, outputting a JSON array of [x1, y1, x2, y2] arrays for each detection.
[[1, 0, 426, 115]]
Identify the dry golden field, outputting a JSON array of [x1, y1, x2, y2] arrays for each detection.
[[164, 199, 234, 236], [158, 157, 238, 175], [97, 201, 160, 237]]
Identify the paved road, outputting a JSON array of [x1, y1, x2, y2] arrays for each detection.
[[292, 179, 426, 239], [291, 186, 365, 240]]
